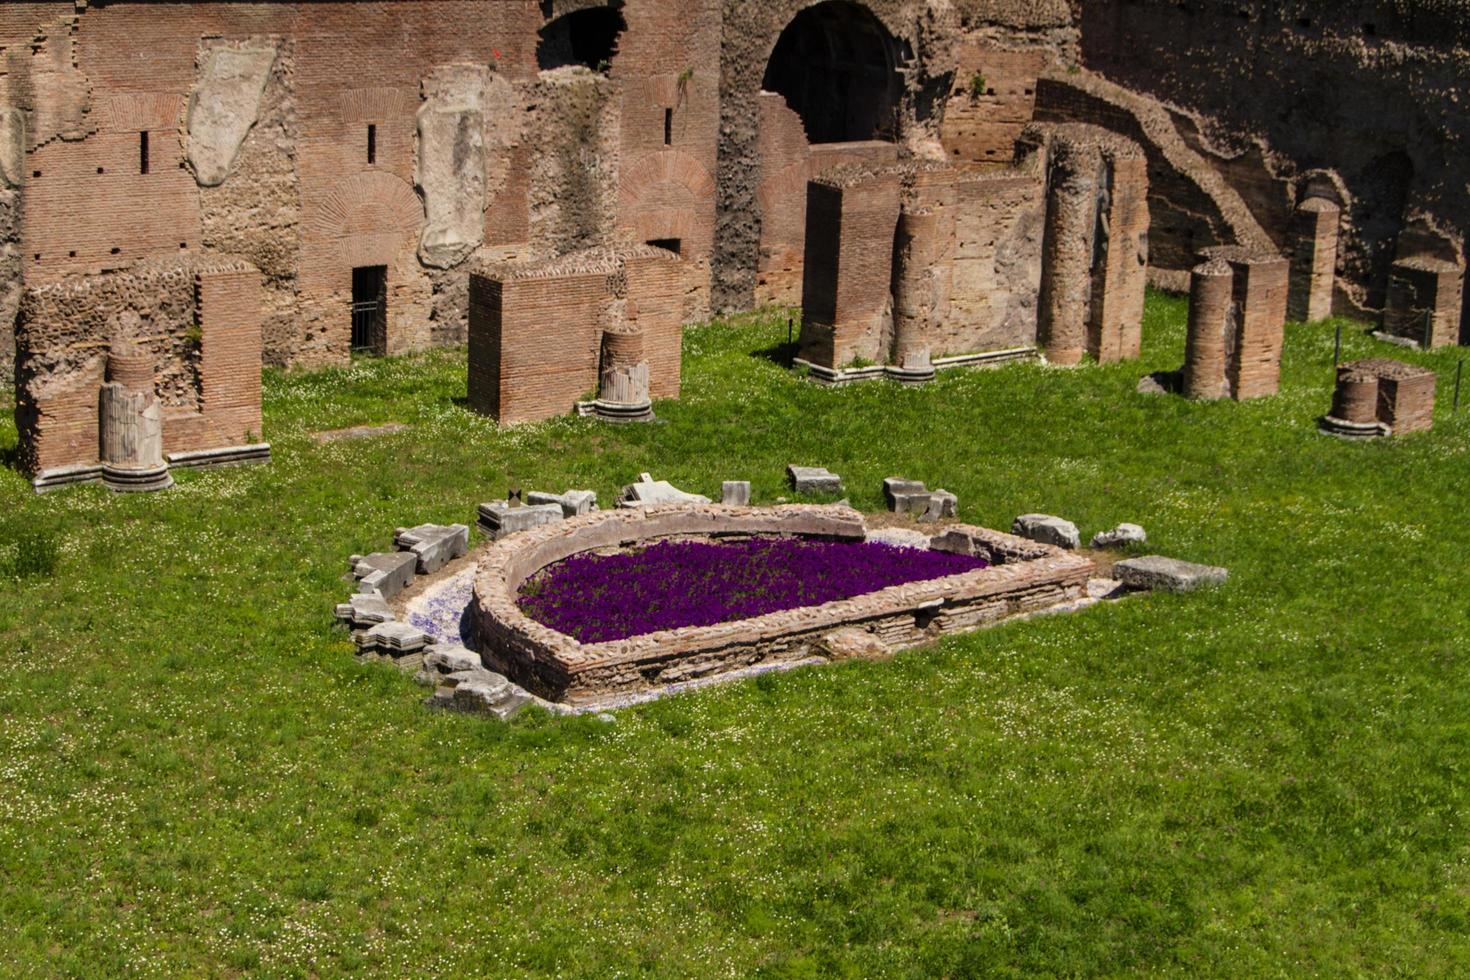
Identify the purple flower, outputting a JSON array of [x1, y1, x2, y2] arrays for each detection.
[[516, 537, 988, 643]]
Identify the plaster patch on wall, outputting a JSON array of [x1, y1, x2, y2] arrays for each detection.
[[416, 65, 490, 269], [186, 45, 278, 188]]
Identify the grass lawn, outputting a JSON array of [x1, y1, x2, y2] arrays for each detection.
[[1, 292, 1468, 976]]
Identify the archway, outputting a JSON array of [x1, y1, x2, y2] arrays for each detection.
[[537, 4, 627, 72], [762, 1, 901, 143]]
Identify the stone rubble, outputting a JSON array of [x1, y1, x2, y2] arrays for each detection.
[[1114, 555, 1229, 593], [1090, 523, 1147, 549], [617, 473, 712, 508], [478, 500, 565, 539], [787, 465, 843, 494], [1012, 514, 1081, 550], [348, 551, 419, 599], [355, 621, 431, 667], [394, 523, 470, 574], [526, 489, 599, 518], [335, 592, 395, 629]]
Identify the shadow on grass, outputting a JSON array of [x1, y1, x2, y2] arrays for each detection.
[[751, 342, 800, 368]]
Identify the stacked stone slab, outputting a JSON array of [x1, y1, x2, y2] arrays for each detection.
[[1034, 124, 1149, 366], [1287, 197, 1340, 323], [1185, 246, 1289, 400], [1320, 358, 1437, 438], [1383, 256, 1465, 349]]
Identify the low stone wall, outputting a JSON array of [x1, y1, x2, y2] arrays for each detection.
[[471, 504, 1094, 705]]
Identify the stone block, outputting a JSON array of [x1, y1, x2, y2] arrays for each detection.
[[478, 501, 564, 540], [917, 490, 958, 523], [423, 644, 484, 676], [527, 489, 599, 518], [1011, 514, 1080, 550], [1090, 523, 1147, 549], [929, 528, 984, 557], [357, 621, 431, 658], [818, 627, 892, 661], [433, 674, 531, 721], [335, 593, 395, 629], [1114, 555, 1228, 593], [883, 477, 928, 512], [788, 465, 843, 495], [617, 474, 711, 508], [395, 523, 470, 574], [349, 551, 419, 600], [721, 481, 751, 506]]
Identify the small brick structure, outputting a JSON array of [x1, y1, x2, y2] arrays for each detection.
[[14, 254, 268, 491], [1181, 245, 1289, 401], [1320, 358, 1436, 439], [1382, 256, 1465, 349], [471, 504, 1094, 705], [467, 244, 684, 424]]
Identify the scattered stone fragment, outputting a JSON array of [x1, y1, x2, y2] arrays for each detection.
[[929, 528, 989, 559], [422, 643, 483, 676], [1011, 514, 1081, 550], [432, 673, 531, 721], [721, 480, 751, 506], [335, 592, 395, 629], [817, 627, 892, 661], [617, 473, 711, 508], [918, 490, 958, 523], [1087, 578, 1128, 600], [348, 551, 419, 599], [1090, 523, 1147, 550], [1114, 555, 1229, 593], [395, 523, 469, 573], [593, 712, 616, 725], [788, 465, 843, 494], [883, 477, 928, 511], [527, 489, 599, 518], [312, 423, 409, 444], [867, 527, 931, 550], [357, 621, 431, 661], [478, 500, 564, 539], [1137, 371, 1183, 395]]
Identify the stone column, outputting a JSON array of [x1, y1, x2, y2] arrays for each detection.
[[1384, 256, 1464, 349], [889, 207, 944, 383], [1037, 135, 1099, 366], [99, 346, 173, 492], [594, 317, 653, 423], [1086, 149, 1150, 364], [1183, 259, 1234, 400], [1287, 197, 1339, 323]]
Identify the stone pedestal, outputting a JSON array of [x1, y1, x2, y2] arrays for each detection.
[[99, 350, 172, 492], [1320, 357, 1436, 438], [593, 327, 653, 423]]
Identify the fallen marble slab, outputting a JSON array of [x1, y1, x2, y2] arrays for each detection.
[[348, 551, 419, 599], [1090, 523, 1147, 550], [788, 465, 843, 494], [478, 501, 565, 539], [1012, 514, 1080, 550], [617, 473, 711, 508], [335, 592, 396, 629], [395, 523, 469, 574], [1114, 555, 1228, 593]]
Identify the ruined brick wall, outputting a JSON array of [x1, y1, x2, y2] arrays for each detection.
[[714, 0, 1077, 312], [14, 254, 262, 477], [1077, 0, 1470, 321], [947, 169, 1046, 354]]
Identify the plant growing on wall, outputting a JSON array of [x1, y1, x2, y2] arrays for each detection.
[[969, 71, 987, 102]]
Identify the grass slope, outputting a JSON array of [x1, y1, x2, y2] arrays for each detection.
[[0, 294, 1468, 976]]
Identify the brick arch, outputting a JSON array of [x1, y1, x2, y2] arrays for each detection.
[[307, 171, 423, 242], [619, 150, 716, 209]]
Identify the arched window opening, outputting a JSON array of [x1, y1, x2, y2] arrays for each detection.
[[537, 4, 626, 72], [762, 1, 902, 143]]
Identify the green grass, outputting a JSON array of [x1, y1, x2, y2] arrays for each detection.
[[1, 293, 1468, 975]]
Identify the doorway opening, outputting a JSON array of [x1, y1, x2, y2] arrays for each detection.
[[351, 266, 387, 355]]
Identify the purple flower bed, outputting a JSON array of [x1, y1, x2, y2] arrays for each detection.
[[517, 536, 990, 643]]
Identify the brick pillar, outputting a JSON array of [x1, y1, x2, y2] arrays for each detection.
[[1384, 256, 1464, 349], [1038, 137, 1099, 366], [1086, 151, 1149, 363], [1287, 197, 1339, 323], [798, 171, 902, 370], [1183, 259, 1234, 400], [196, 265, 264, 448], [1202, 246, 1289, 400]]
